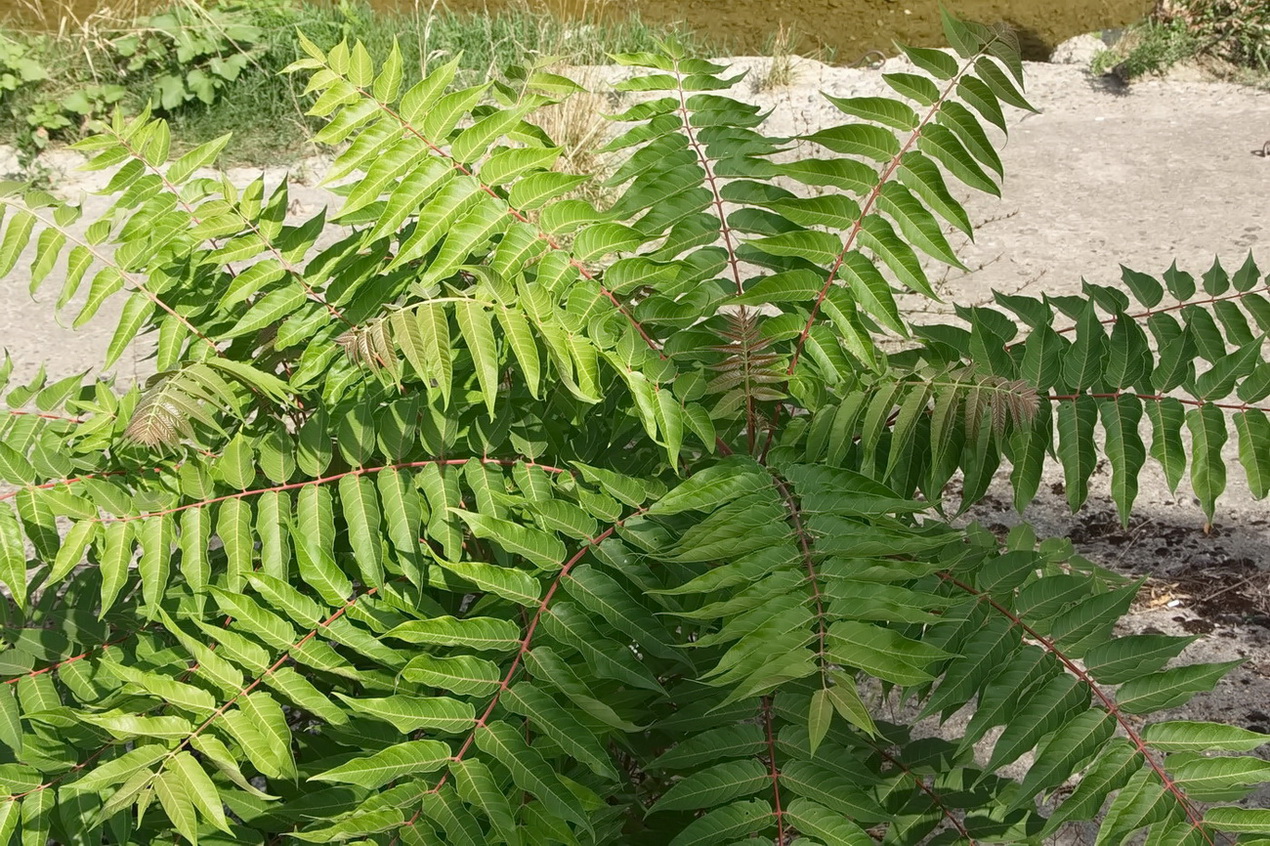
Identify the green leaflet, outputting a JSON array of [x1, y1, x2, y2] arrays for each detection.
[[1115, 661, 1242, 715], [401, 653, 502, 696], [824, 621, 947, 686], [562, 563, 679, 661], [827, 671, 878, 737], [898, 150, 973, 236], [453, 300, 501, 416], [1234, 409, 1270, 499], [1014, 709, 1116, 806], [901, 43, 960, 79], [392, 303, 453, 404], [295, 483, 353, 604], [1204, 806, 1270, 833], [169, 751, 232, 833], [543, 601, 665, 693], [418, 783, 486, 846], [825, 93, 920, 130], [451, 758, 521, 844], [1170, 754, 1270, 800], [451, 509, 566, 569], [920, 616, 1016, 718], [337, 693, 475, 734], [1041, 740, 1141, 835], [1186, 404, 1228, 523], [805, 123, 901, 162], [0, 443, 34, 487], [858, 213, 934, 298], [339, 473, 385, 587], [527, 498, 596, 540], [648, 759, 769, 814], [1121, 264, 1165, 308], [290, 809, 405, 843], [650, 724, 766, 770], [981, 670, 1089, 768], [524, 646, 644, 732], [104, 293, 153, 370], [501, 682, 619, 780], [1142, 721, 1270, 752], [785, 797, 873, 845], [750, 230, 843, 265], [884, 72, 940, 106], [1147, 397, 1187, 493], [918, 124, 1000, 197], [0, 209, 36, 277], [1099, 396, 1146, 524], [433, 557, 541, 605], [0, 503, 27, 610], [1083, 634, 1197, 685], [137, 514, 173, 617], [668, 800, 773, 846], [838, 252, 905, 334], [98, 520, 134, 616], [1063, 305, 1107, 390], [217, 497, 253, 592], [310, 739, 451, 789], [475, 721, 591, 827], [229, 691, 297, 780], [1046, 579, 1148, 660], [646, 455, 769, 515], [875, 182, 964, 269], [386, 615, 521, 651], [13, 487, 59, 558], [1056, 395, 1098, 511]]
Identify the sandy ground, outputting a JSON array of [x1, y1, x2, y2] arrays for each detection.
[[1, 53, 1269, 835]]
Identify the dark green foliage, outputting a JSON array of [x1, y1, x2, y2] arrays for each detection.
[[0, 11, 1267, 845]]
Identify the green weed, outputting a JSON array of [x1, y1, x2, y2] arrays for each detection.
[[0, 0, 724, 163], [1090, 19, 1199, 79], [1093, 0, 1270, 83]]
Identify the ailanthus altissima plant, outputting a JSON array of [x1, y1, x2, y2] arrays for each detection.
[[0, 10, 1269, 844]]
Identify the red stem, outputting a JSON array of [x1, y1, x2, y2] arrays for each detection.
[[89, 457, 569, 524], [770, 474, 828, 681], [786, 43, 997, 379], [396, 507, 651, 839], [1048, 391, 1270, 414], [0, 467, 141, 503], [670, 60, 759, 452], [9, 204, 221, 356], [671, 59, 745, 297], [1038, 284, 1270, 346], [102, 122, 354, 330], [760, 695, 787, 842], [939, 572, 1215, 843], [340, 77, 665, 358], [3, 409, 86, 423], [873, 745, 978, 844], [3, 632, 137, 686]]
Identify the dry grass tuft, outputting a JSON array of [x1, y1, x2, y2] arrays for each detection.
[[532, 68, 617, 211], [13, 0, 151, 40], [754, 21, 798, 92]]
